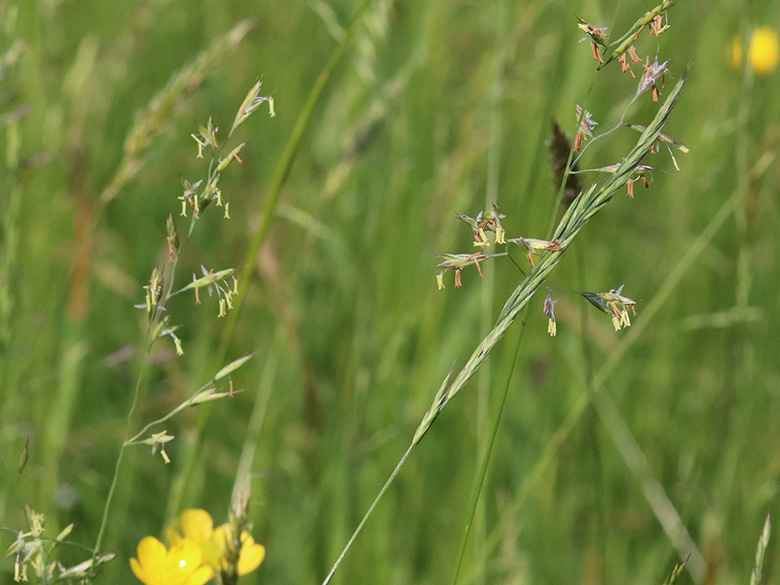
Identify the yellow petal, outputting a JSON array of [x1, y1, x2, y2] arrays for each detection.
[[238, 539, 265, 575], [212, 524, 231, 556], [169, 539, 203, 575], [185, 565, 215, 585], [131, 537, 168, 585], [130, 557, 152, 585], [167, 528, 183, 547], [137, 536, 167, 571], [180, 509, 213, 544], [200, 526, 225, 569]]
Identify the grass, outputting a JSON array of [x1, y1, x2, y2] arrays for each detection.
[[2, 0, 780, 584]]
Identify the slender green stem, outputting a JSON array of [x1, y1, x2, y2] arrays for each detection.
[[124, 400, 190, 446], [92, 343, 151, 558], [451, 315, 526, 585], [321, 444, 415, 585]]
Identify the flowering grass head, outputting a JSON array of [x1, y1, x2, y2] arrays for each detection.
[[507, 237, 562, 268], [544, 291, 560, 337], [457, 203, 506, 248], [581, 285, 637, 331], [574, 105, 598, 152], [577, 17, 609, 63], [436, 252, 496, 289]]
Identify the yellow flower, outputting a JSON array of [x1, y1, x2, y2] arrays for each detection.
[[168, 509, 220, 570], [213, 523, 266, 576], [730, 27, 780, 74], [170, 509, 215, 545], [168, 509, 265, 576], [130, 537, 213, 585], [748, 27, 780, 74]]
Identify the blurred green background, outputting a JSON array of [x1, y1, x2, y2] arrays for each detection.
[[1, 0, 779, 583]]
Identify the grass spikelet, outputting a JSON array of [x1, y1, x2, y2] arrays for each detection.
[[750, 515, 772, 585], [598, 0, 676, 70]]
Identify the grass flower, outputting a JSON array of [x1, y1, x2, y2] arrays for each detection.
[[576, 17, 609, 63], [230, 79, 275, 134], [130, 537, 213, 585], [170, 266, 239, 317], [581, 285, 637, 331], [649, 12, 669, 36], [595, 163, 654, 197], [637, 56, 669, 101], [507, 237, 562, 268], [626, 123, 688, 170], [544, 291, 559, 336], [574, 105, 598, 151], [140, 430, 175, 463], [457, 204, 506, 248], [436, 253, 494, 288], [143, 267, 164, 316], [619, 53, 637, 77]]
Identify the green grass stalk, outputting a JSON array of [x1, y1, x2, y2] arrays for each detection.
[[451, 317, 526, 585], [91, 348, 151, 562]]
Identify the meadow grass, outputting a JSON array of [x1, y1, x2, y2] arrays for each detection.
[[2, 0, 780, 584]]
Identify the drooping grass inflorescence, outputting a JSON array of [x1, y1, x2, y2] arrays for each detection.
[[83, 81, 274, 581]]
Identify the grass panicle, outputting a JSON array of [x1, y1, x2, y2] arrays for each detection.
[[322, 29, 689, 583], [415, 69, 687, 446], [89, 78, 271, 574]]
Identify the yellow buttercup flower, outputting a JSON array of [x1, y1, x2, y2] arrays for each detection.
[[168, 509, 221, 570], [730, 27, 780, 74], [748, 27, 780, 74], [167, 509, 265, 577], [130, 536, 213, 585]]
